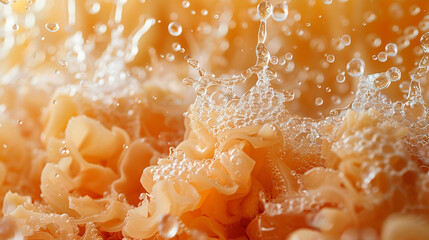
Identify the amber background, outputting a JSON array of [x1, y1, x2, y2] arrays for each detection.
[[4, 0, 429, 117]]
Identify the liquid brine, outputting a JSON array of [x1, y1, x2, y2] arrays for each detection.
[[0, 0, 429, 239]]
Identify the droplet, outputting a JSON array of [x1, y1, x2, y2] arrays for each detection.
[[326, 54, 335, 63], [420, 32, 429, 52], [181, 0, 189, 8], [346, 58, 365, 77], [399, 81, 410, 93], [158, 214, 179, 239], [385, 43, 398, 56], [257, 1, 273, 20], [166, 53, 175, 62], [414, 46, 424, 56], [323, 0, 332, 5], [404, 26, 419, 39], [118, 193, 126, 201], [331, 95, 342, 105], [364, 11, 376, 23], [341, 34, 351, 46], [168, 22, 182, 36], [80, 80, 89, 88], [12, 24, 19, 31], [94, 23, 107, 34], [45, 23, 60, 32], [272, 2, 288, 22], [285, 61, 295, 72], [58, 59, 68, 67], [377, 52, 387, 62], [397, 37, 410, 49], [419, 18, 429, 32], [172, 42, 181, 51], [373, 74, 390, 90], [315, 97, 324, 106], [367, 34, 381, 47], [409, 5, 420, 16], [270, 56, 279, 65], [386, 67, 401, 81], [389, 3, 404, 19], [60, 146, 70, 155], [85, 0, 101, 15]]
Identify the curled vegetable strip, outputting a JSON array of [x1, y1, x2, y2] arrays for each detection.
[[123, 180, 200, 239]]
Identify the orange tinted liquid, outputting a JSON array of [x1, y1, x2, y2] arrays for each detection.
[[0, 0, 428, 240]]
